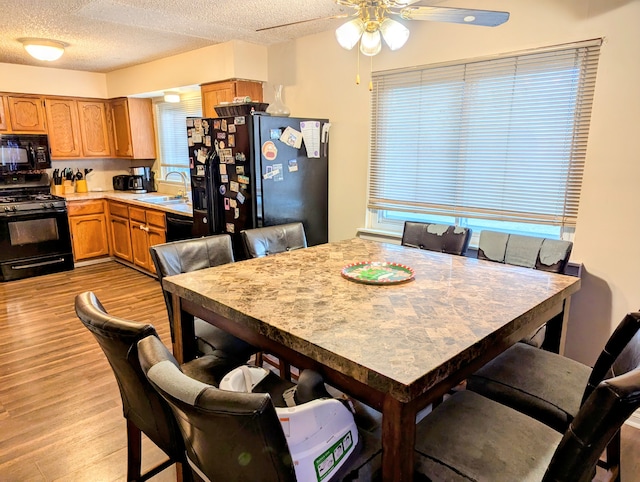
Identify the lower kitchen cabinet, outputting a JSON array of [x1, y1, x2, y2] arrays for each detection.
[[108, 201, 134, 262], [129, 206, 166, 273], [67, 200, 109, 261]]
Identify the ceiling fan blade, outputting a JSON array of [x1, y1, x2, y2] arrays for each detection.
[[256, 13, 350, 32], [400, 6, 509, 27]]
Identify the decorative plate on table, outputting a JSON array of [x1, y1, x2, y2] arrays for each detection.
[[341, 261, 415, 285]]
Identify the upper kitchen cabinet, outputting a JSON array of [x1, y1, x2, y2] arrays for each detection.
[[7, 95, 46, 132], [110, 97, 156, 159], [44, 97, 82, 158], [201, 80, 263, 118], [77, 100, 112, 157], [0, 96, 8, 131]]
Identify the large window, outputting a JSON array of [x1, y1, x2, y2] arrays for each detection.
[[155, 94, 202, 181], [368, 40, 601, 241]]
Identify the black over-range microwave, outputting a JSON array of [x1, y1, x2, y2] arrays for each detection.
[[0, 134, 51, 173]]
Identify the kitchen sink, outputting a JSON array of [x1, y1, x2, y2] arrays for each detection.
[[136, 195, 189, 205]]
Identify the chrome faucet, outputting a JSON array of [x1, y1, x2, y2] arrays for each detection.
[[165, 171, 189, 200]]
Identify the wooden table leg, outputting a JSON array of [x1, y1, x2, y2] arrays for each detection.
[[542, 298, 571, 355], [172, 293, 196, 364], [381, 395, 416, 482]]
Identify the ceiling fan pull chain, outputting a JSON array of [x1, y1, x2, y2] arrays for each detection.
[[356, 46, 361, 85], [369, 56, 373, 91]]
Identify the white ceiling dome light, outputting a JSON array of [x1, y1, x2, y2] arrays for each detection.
[[19, 38, 66, 61]]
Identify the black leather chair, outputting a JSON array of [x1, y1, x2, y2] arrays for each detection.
[[240, 222, 307, 258], [74, 291, 239, 481], [415, 365, 640, 481], [137, 335, 379, 482], [477, 230, 574, 347], [466, 312, 640, 481], [401, 221, 471, 256], [149, 234, 256, 362]]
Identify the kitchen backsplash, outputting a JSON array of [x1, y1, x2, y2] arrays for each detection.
[[48, 158, 157, 192]]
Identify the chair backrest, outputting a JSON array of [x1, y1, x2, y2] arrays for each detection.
[[401, 222, 472, 256], [74, 291, 183, 461], [581, 312, 640, 404], [477, 230, 573, 273], [544, 367, 640, 482], [149, 234, 235, 339], [137, 335, 297, 482], [240, 222, 307, 258]]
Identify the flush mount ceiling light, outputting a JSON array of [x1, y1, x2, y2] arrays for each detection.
[[19, 38, 66, 61], [163, 91, 181, 103]]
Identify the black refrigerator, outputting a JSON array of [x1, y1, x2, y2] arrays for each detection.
[[187, 114, 329, 256]]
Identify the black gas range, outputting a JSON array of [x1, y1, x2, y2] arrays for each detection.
[[0, 192, 67, 214], [0, 172, 74, 281]]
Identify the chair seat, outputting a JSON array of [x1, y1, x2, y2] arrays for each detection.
[[194, 318, 256, 361], [415, 390, 563, 481], [181, 352, 245, 387], [466, 342, 591, 431]]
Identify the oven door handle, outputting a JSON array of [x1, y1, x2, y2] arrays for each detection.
[[12, 258, 66, 269], [1, 208, 67, 218]]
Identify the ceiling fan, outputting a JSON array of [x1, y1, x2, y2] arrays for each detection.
[[259, 1, 510, 57]]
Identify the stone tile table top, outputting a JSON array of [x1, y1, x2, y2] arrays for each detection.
[[163, 237, 580, 403]]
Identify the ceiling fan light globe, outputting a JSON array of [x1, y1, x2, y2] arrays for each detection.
[[380, 18, 410, 51], [335, 19, 364, 50], [360, 29, 382, 56]]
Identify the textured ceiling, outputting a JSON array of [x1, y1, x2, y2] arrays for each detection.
[[0, 0, 350, 73]]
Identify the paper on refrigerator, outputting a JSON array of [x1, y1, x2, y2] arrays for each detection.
[[300, 121, 321, 158]]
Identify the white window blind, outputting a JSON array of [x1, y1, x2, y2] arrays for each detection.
[[156, 94, 202, 180], [369, 40, 601, 229]]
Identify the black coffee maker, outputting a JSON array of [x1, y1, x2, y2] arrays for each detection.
[[131, 167, 156, 193]]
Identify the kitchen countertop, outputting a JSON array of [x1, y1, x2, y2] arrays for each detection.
[[63, 191, 193, 217]]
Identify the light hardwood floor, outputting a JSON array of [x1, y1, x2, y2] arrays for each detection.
[[0, 261, 639, 481], [0, 261, 176, 481]]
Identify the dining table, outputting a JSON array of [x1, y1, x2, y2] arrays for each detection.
[[163, 237, 581, 481]]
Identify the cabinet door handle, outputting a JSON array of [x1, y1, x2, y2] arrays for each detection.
[[140, 224, 149, 232]]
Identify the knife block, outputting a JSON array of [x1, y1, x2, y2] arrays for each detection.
[[63, 180, 75, 194]]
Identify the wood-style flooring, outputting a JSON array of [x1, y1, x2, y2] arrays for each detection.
[[0, 260, 639, 481], [0, 261, 176, 481]]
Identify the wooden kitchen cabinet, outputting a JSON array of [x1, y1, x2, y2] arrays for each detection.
[[108, 201, 134, 262], [129, 206, 165, 273], [110, 97, 156, 159], [0, 96, 8, 131], [44, 97, 82, 158], [7, 95, 46, 132], [68, 200, 109, 261], [201, 80, 263, 118], [77, 100, 112, 157]]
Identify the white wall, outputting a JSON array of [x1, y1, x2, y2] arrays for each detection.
[[267, 0, 640, 365]]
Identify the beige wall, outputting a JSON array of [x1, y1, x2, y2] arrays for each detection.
[[267, 0, 640, 365], [106, 40, 268, 97], [0, 62, 108, 98]]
